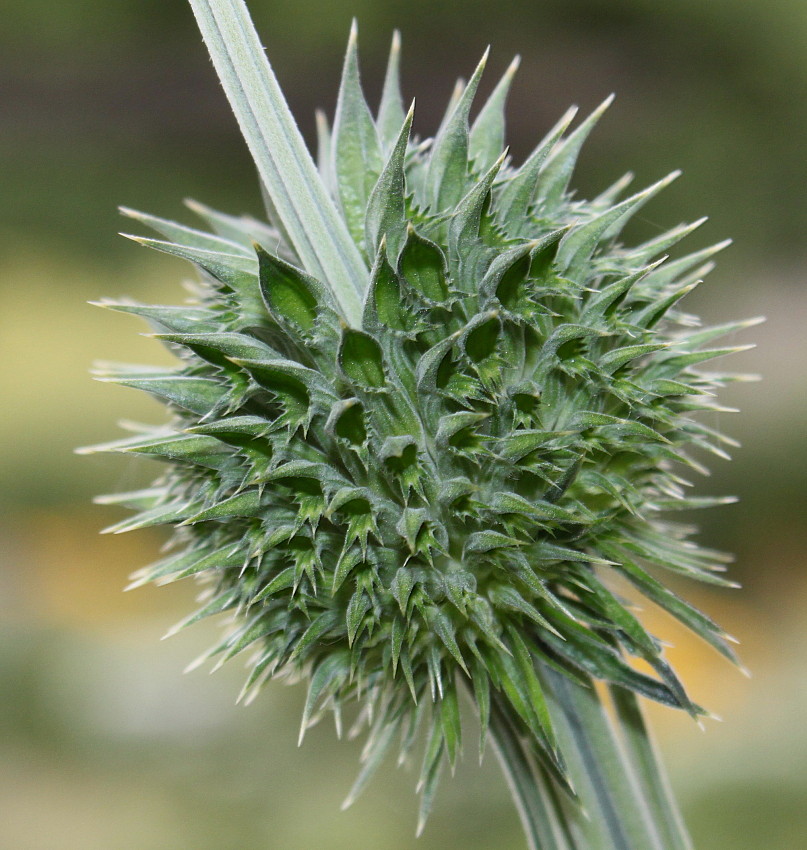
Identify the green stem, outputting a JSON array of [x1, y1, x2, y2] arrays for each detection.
[[609, 685, 693, 850], [489, 694, 576, 850], [543, 666, 664, 850], [490, 664, 693, 850]]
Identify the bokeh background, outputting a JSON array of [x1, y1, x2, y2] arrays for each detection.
[[1, 1, 805, 848]]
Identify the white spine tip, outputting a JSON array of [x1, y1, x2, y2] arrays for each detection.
[[564, 104, 580, 122], [183, 655, 209, 674], [598, 93, 616, 111]]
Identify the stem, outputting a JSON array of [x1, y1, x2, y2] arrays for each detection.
[[542, 666, 665, 850], [489, 664, 693, 850], [609, 685, 693, 850], [489, 693, 576, 850]]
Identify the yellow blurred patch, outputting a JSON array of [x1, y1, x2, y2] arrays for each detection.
[[7, 508, 197, 634]]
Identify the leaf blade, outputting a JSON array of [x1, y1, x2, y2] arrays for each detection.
[[187, 0, 366, 323]]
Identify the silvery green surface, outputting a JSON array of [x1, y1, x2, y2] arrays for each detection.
[[86, 0, 754, 841]]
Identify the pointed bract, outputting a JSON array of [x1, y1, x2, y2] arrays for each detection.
[[377, 30, 407, 151], [332, 21, 384, 251]]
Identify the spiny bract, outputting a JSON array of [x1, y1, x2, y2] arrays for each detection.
[[87, 26, 754, 828]]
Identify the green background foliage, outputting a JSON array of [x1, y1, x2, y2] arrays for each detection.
[[0, 1, 804, 847]]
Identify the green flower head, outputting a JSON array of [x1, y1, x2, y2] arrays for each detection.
[[86, 10, 754, 831]]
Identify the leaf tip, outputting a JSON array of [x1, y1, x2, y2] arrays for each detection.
[[119, 232, 147, 246]]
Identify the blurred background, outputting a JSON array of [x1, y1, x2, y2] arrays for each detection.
[[1, 0, 805, 847]]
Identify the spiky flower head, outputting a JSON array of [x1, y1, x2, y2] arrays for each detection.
[[85, 14, 755, 829]]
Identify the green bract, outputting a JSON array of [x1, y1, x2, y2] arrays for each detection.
[[86, 6, 755, 838]]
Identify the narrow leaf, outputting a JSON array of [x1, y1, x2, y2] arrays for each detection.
[[95, 372, 227, 416], [120, 206, 252, 256], [432, 614, 469, 675], [331, 546, 363, 595], [472, 659, 491, 758], [377, 30, 406, 150], [555, 171, 680, 278], [497, 104, 578, 227], [465, 530, 525, 554], [427, 49, 489, 210], [152, 331, 279, 364], [122, 235, 257, 291], [599, 343, 670, 374], [90, 300, 221, 334], [343, 719, 400, 808], [184, 490, 263, 524], [332, 21, 384, 249], [391, 567, 416, 615], [185, 198, 285, 252], [440, 680, 463, 768], [187, 0, 366, 323], [535, 94, 614, 210], [289, 611, 340, 663], [300, 651, 349, 744], [469, 55, 520, 171], [252, 566, 296, 603], [346, 591, 371, 646], [448, 150, 507, 265], [365, 104, 414, 260], [644, 239, 732, 288]]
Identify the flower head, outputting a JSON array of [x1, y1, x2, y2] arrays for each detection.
[[86, 22, 754, 827]]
